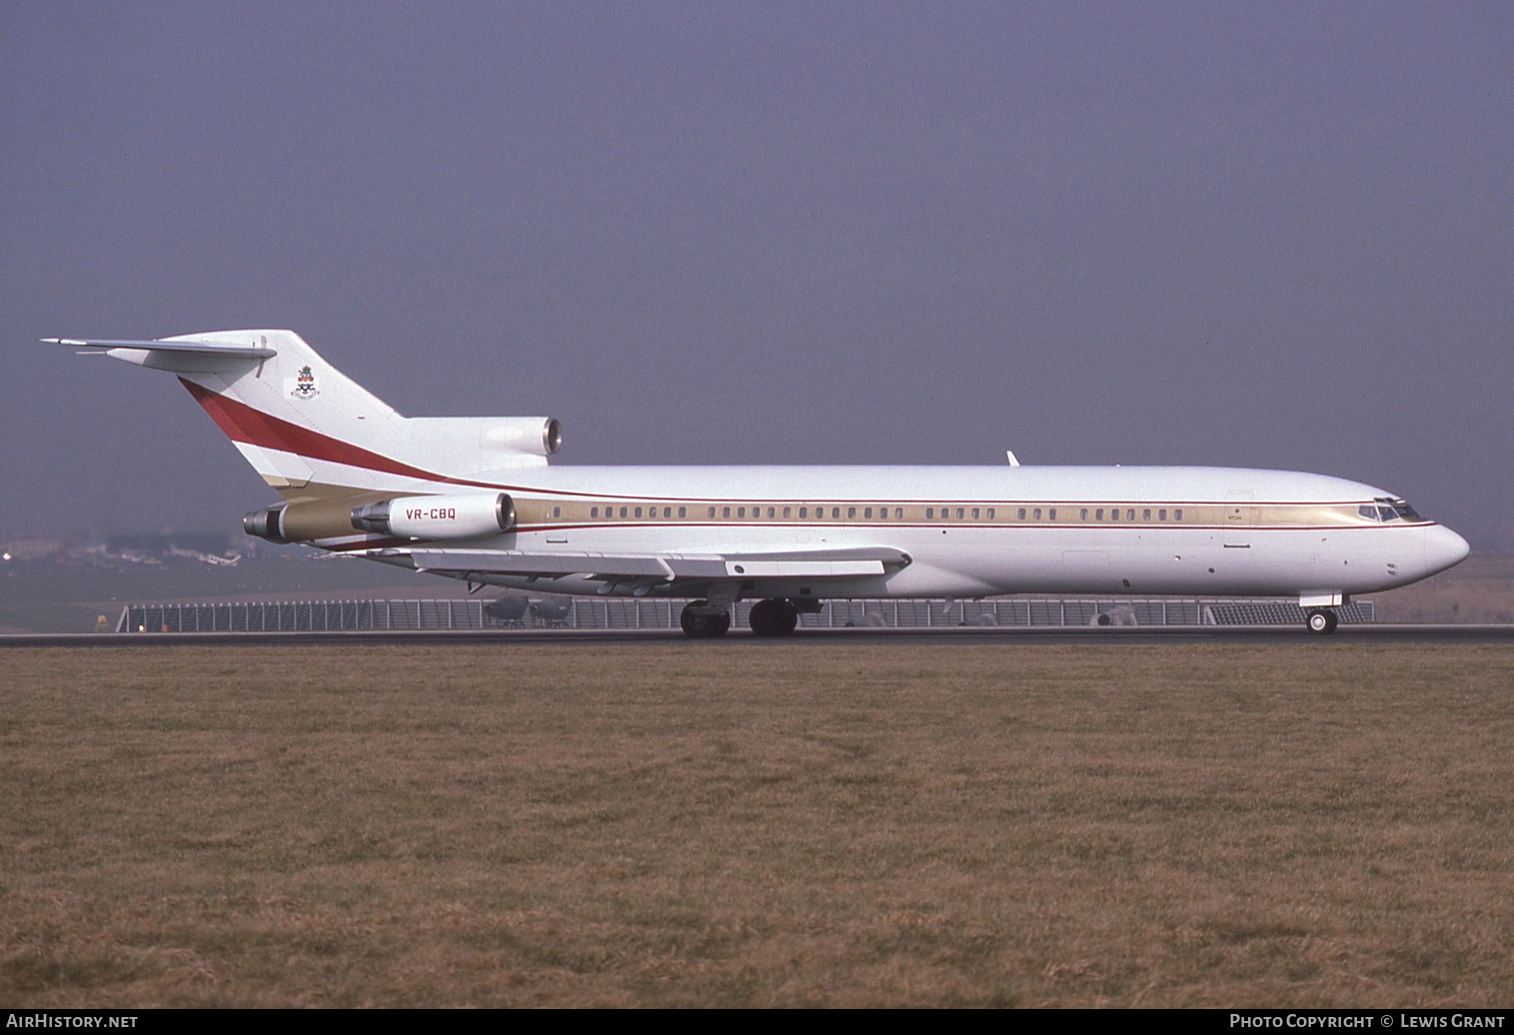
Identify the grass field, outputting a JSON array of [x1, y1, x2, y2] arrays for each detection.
[[3, 643, 1512, 1007]]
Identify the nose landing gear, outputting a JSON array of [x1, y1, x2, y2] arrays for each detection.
[[1305, 608, 1339, 634]]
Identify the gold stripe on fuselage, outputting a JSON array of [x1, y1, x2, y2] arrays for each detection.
[[510, 499, 1405, 531], [276, 482, 1412, 539]]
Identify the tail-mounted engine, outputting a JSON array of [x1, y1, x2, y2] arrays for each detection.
[[351, 493, 516, 540], [244, 492, 516, 544]]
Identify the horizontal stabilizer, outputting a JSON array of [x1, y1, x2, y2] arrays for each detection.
[[44, 337, 278, 358]]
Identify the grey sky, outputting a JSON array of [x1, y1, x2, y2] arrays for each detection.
[[3, 2, 1511, 546]]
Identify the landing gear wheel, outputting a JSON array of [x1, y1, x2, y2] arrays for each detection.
[[1306, 609, 1339, 634], [680, 601, 731, 638], [749, 598, 800, 637]]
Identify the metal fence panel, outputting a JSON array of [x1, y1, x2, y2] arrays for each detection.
[[115, 596, 1376, 633]]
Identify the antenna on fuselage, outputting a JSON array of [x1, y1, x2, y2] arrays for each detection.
[[1006, 450, 1021, 467]]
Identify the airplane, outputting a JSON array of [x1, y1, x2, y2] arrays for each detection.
[[49, 329, 1470, 636]]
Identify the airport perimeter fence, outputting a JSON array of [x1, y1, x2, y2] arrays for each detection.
[[116, 597, 1376, 633]]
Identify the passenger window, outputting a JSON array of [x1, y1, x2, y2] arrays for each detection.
[[1032, 508, 1041, 520], [1049, 508, 1057, 520], [707, 507, 716, 519], [1127, 509, 1135, 521], [832, 507, 841, 519], [1159, 509, 1167, 521], [986, 508, 995, 520], [1018, 508, 1027, 520], [1080, 508, 1089, 521], [1142, 509, 1151, 521], [955, 508, 965, 520], [1174, 509, 1183, 521], [847, 507, 857, 519], [1096, 509, 1105, 520], [864, 507, 873, 519], [1111, 509, 1120, 521], [590, 507, 599, 519], [971, 508, 980, 520], [782, 507, 791, 518], [619, 506, 628, 518], [553, 506, 562, 518], [678, 507, 687, 518], [722, 507, 731, 518], [634, 507, 642, 518], [798, 507, 808, 519], [926, 508, 934, 519]]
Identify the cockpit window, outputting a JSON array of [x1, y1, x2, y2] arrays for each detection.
[[1359, 505, 1378, 520], [1374, 496, 1424, 521]]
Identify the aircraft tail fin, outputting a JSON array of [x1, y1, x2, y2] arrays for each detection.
[[52, 330, 561, 497]]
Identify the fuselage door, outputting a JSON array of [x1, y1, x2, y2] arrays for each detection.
[[1224, 491, 1255, 549]]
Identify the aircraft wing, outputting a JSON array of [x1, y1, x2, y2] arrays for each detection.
[[372, 545, 912, 584]]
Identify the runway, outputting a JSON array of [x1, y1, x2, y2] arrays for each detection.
[[4, 624, 1512, 647]]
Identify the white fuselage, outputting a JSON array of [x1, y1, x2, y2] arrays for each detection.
[[345, 463, 1469, 603]]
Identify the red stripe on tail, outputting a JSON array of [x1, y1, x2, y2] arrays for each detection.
[[177, 377, 501, 489]]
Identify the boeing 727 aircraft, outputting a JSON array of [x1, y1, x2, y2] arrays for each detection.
[[51, 329, 1470, 636]]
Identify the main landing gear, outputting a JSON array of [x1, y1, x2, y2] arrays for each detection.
[[680, 600, 731, 639], [748, 598, 799, 637], [1305, 608, 1339, 635], [678, 598, 806, 638]]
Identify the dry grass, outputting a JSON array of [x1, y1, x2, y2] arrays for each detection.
[[3, 643, 1513, 1007]]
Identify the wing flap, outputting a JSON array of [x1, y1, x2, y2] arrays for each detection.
[[403, 550, 675, 580], [387, 546, 910, 583]]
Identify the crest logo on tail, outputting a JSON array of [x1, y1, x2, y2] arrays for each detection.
[[288, 364, 320, 400]]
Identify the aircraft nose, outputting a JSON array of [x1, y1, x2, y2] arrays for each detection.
[[1423, 524, 1470, 576]]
